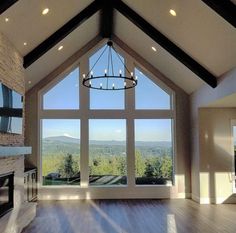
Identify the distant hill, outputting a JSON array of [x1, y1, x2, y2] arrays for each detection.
[[42, 136, 172, 157], [43, 136, 171, 147], [44, 136, 79, 144]]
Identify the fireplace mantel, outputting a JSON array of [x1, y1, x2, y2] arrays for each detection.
[[0, 146, 32, 157]]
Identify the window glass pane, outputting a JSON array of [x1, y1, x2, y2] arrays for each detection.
[[89, 45, 124, 109], [135, 68, 171, 109], [42, 119, 80, 186], [135, 119, 173, 185], [89, 119, 127, 185], [43, 68, 79, 109]]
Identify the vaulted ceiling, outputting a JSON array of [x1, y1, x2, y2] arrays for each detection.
[[0, 0, 235, 94]]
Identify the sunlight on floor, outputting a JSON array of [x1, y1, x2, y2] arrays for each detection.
[[167, 214, 177, 233], [89, 200, 128, 233]]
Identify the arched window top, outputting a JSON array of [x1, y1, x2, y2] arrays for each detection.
[[43, 68, 79, 110], [135, 68, 172, 110]]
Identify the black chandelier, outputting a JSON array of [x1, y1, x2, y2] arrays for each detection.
[[82, 40, 138, 90]]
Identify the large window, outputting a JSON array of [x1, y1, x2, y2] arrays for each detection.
[[135, 120, 173, 185], [89, 120, 127, 186], [40, 43, 175, 188], [42, 119, 80, 185]]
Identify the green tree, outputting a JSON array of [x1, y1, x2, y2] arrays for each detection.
[[59, 153, 75, 182], [135, 150, 146, 177], [160, 155, 172, 178], [144, 161, 155, 177]]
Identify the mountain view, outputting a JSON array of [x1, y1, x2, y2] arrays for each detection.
[[42, 136, 173, 186]]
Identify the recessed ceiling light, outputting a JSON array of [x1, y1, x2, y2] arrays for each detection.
[[5, 18, 9, 22], [169, 9, 176, 16], [23, 42, 27, 46], [151, 46, 157, 52], [42, 8, 49, 15], [28, 81, 31, 84], [58, 45, 63, 51]]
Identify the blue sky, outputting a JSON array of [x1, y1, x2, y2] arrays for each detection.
[[43, 68, 79, 109], [42, 119, 172, 142], [89, 45, 125, 109], [42, 44, 172, 141]]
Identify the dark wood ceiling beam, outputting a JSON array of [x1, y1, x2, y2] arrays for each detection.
[[114, 1, 218, 88], [100, 0, 114, 38], [201, 0, 236, 28], [23, 0, 102, 68], [0, 0, 18, 15]]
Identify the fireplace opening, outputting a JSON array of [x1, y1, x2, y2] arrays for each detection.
[[0, 172, 14, 218]]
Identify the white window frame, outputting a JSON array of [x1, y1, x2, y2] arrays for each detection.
[[37, 39, 177, 198]]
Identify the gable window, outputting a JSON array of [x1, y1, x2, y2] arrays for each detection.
[[39, 42, 175, 188], [135, 68, 171, 109], [43, 68, 79, 110]]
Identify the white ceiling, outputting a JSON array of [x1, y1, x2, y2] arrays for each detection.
[[0, 0, 235, 94], [115, 11, 204, 94], [26, 13, 99, 89], [122, 0, 236, 77], [0, 0, 94, 56]]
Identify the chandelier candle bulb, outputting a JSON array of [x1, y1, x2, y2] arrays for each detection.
[[89, 80, 92, 87], [124, 82, 127, 88], [135, 76, 138, 80], [131, 72, 133, 77], [119, 69, 122, 77], [83, 74, 86, 79], [91, 71, 93, 78], [105, 69, 107, 76], [112, 83, 115, 89], [100, 83, 103, 89]]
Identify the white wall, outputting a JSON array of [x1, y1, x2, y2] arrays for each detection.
[[190, 68, 236, 203]]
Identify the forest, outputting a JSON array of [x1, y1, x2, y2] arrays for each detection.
[[42, 136, 173, 185]]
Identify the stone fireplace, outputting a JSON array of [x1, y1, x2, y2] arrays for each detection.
[[0, 153, 36, 233], [0, 172, 14, 218]]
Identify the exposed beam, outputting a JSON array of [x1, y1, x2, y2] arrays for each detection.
[[100, 0, 114, 38], [0, 0, 18, 15], [23, 0, 102, 68], [201, 0, 236, 28], [114, 1, 217, 88]]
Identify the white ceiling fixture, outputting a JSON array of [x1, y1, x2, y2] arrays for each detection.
[[58, 45, 63, 51], [169, 9, 176, 16], [42, 8, 49, 15], [151, 46, 157, 52]]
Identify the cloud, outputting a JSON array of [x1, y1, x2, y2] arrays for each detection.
[[63, 133, 72, 138], [115, 129, 122, 134]]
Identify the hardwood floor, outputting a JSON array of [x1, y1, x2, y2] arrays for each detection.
[[22, 199, 236, 233]]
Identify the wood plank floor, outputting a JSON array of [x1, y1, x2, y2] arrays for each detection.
[[22, 199, 236, 233]]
